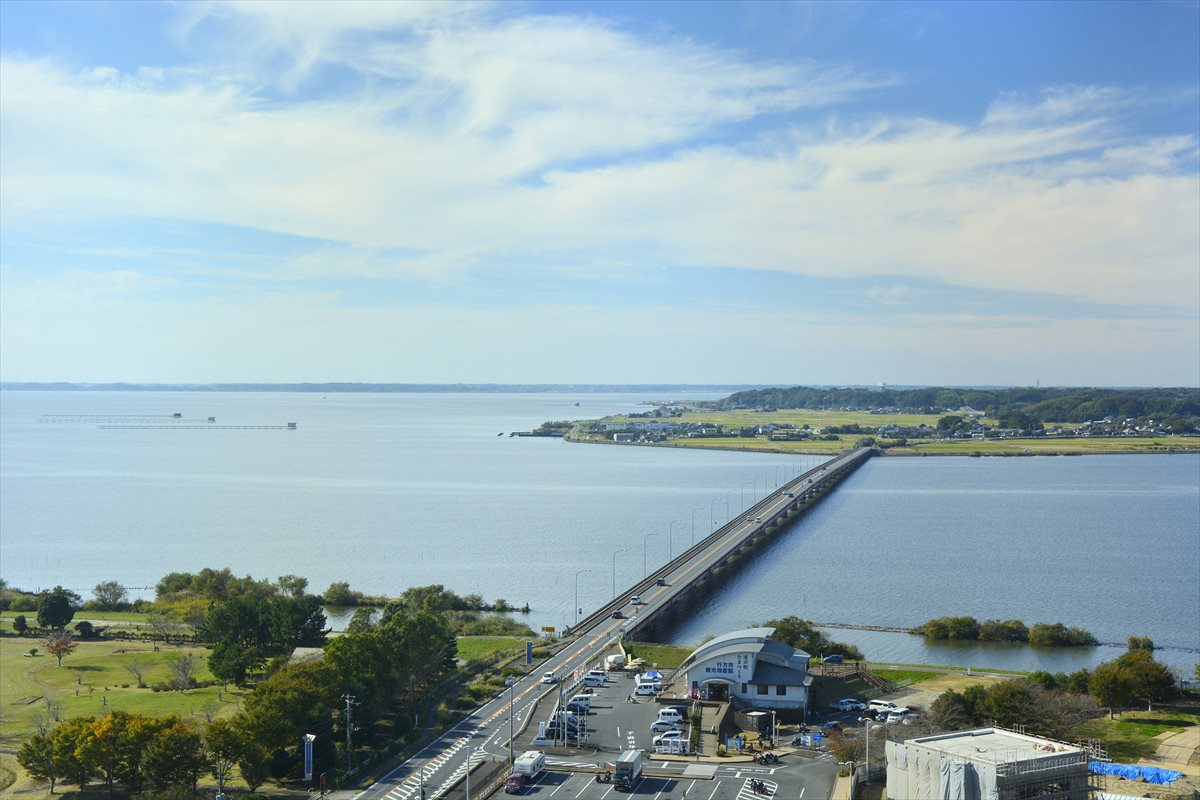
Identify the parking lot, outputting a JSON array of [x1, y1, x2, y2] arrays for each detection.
[[499, 668, 838, 799]]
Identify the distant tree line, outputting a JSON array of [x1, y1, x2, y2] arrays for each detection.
[[917, 616, 1099, 646], [710, 386, 1200, 425]]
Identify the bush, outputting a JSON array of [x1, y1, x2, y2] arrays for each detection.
[[1028, 623, 1097, 647], [921, 616, 980, 640]]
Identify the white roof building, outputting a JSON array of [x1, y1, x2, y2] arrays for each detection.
[[677, 627, 812, 711], [886, 728, 1089, 800]]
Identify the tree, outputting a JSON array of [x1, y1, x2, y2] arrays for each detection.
[[265, 595, 328, 651], [169, 653, 200, 692], [1089, 661, 1134, 719], [124, 658, 149, 688], [928, 689, 979, 730], [208, 638, 256, 687], [74, 620, 96, 639], [1117, 650, 1176, 710], [18, 734, 64, 793], [13, 614, 28, 635], [143, 720, 206, 789], [761, 615, 865, 661], [37, 588, 76, 630], [92, 580, 129, 610], [323, 581, 356, 605], [147, 612, 187, 645], [44, 633, 77, 667], [276, 574, 308, 597], [204, 719, 243, 795]]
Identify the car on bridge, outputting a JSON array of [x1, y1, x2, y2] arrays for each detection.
[[541, 671, 558, 684], [611, 610, 624, 618]]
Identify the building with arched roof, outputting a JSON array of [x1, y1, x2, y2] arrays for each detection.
[[678, 627, 812, 711]]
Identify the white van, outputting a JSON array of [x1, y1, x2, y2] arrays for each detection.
[[634, 682, 659, 696], [868, 700, 898, 712], [582, 674, 605, 687], [585, 669, 607, 681], [569, 694, 592, 710], [657, 708, 683, 724], [884, 708, 912, 725]]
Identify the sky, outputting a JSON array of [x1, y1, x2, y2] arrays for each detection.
[[1, 0, 1197, 386]]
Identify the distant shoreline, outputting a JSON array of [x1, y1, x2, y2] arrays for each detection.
[[0, 382, 763, 393]]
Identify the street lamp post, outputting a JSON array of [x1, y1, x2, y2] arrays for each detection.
[[725, 489, 735, 520], [642, 532, 658, 578], [508, 683, 515, 768], [669, 520, 682, 558], [574, 569, 591, 628], [710, 497, 720, 532], [611, 549, 627, 599], [864, 716, 870, 784], [690, 508, 703, 546]]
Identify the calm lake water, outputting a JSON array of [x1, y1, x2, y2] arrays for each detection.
[[2, 391, 1196, 673]]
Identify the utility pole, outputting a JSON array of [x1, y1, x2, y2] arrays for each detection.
[[342, 693, 357, 772]]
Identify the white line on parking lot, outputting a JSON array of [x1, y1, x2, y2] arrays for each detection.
[[706, 780, 722, 800]]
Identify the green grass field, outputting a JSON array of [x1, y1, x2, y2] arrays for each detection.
[[0, 636, 239, 743], [894, 437, 1200, 455], [1070, 710, 1199, 762], [456, 636, 526, 662], [601, 409, 954, 428], [623, 642, 694, 669]]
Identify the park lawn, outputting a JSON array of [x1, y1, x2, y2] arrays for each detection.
[[1070, 710, 1200, 763], [457, 635, 525, 662], [0, 636, 241, 742], [623, 642, 694, 669], [0, 610, 152, 623], [654, 437, 854, 454], [601, 409, 958, 429]]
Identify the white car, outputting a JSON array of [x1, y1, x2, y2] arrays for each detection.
[[630, 596, 644, 605], [653, 730, 685, 745], [649, 720, 680, 733], [541, 672, 558, 684], [829, 698, 866, 712]]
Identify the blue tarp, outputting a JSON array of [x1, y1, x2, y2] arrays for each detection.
[[1089, 762, 1182, 785]]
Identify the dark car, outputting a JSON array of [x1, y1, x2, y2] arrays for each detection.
[[656, 578, 667, 586], [823, 654, 844, 663], [503, 772, 528, 794], [611, 610, 623, 619]]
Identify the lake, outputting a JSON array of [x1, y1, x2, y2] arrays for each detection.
[[2, 390, 1196, 672]]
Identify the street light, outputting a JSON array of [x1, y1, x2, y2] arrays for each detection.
[[710, 497, 720, 533], [864, 716, 871, 784], [669, 519, 682, 558], [574, 569, 591, 628], [642, 532, 658, 578], [611, 549, 627, 599], [690, 508, 703, 546], [725, 489, 735, 520]]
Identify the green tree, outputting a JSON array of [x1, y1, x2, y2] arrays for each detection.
[[50, 718, 92, 789], [928, 689, 978, 730], [1117, 650, 1176, 710], [37, 587, 77, 630], [980, 679, 1039, 727], [1089, 661, 1134, 719], [276, 574, 308, 597], [18, 733, 65, 793], [92, 580, 129, 610], [323, 581, 356, 605], [143, 720, 206, 789], [978, 619, 1028, 642], [208, 638, 256, 687], [937, 415, 964, 431], [265, 595, 328, 651], [761, 616, 865, 661], [204, 719, 242, 794], [44, 633, 76, 667], [13, 614, 28, 635]]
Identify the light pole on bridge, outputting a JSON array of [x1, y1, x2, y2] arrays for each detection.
[[642, 532, 658, 578], [710, 497, 721, 533], [669, 519, 683, 558], [611, 549, 626, 599], [690, 507, 704, 546], [574, 569, 591, 628]]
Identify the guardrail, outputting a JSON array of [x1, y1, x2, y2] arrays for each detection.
[[566, 448, 873, 638]]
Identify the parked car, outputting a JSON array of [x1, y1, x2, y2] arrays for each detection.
[[649, 720, 681, 732], [829, 698, 866, 712], [653, 730, 685, 745], [823, 654, 845, 663]]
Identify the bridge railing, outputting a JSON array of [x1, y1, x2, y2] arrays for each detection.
[[567, 447, 874, 637]]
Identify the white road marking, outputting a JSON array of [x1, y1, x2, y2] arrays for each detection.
[[706, 780, 722, 800]]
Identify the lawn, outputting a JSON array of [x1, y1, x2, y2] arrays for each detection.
[[623, 641, 694, 669], [894, 437, 1200, 456], [456, 635, 525, 662], [0, 636, 240, 743], [1070, 710, 1200, 763], [600, 409, 955, 429]]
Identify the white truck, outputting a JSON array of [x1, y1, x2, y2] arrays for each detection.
[[504, 750, 545, 794], [605, 653, 627, 671], [614, 749, 643, 791]]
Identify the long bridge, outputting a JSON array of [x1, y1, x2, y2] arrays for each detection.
[[355, 446, 875, 800]]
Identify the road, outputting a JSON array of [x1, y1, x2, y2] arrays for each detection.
[[354, 449, 870, 800]]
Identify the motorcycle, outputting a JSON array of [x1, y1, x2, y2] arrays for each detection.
[[751, 778, 769, 795], [595, 771, 612, 784]]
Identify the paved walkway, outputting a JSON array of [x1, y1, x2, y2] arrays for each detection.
[[1141, 724, 1200, 776]]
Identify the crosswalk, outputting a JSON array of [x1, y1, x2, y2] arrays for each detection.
[[737, 777, 778, 798], [381, 735, 482, 800]]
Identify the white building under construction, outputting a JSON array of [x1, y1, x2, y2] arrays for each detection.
[[885, 727, 1089, 800]]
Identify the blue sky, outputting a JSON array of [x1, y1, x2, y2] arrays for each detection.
[[1, 1, 1197, 385]]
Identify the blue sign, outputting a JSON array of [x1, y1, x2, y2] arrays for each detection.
[[526, 642, 533, 665], [303, 734, 315, 781]]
